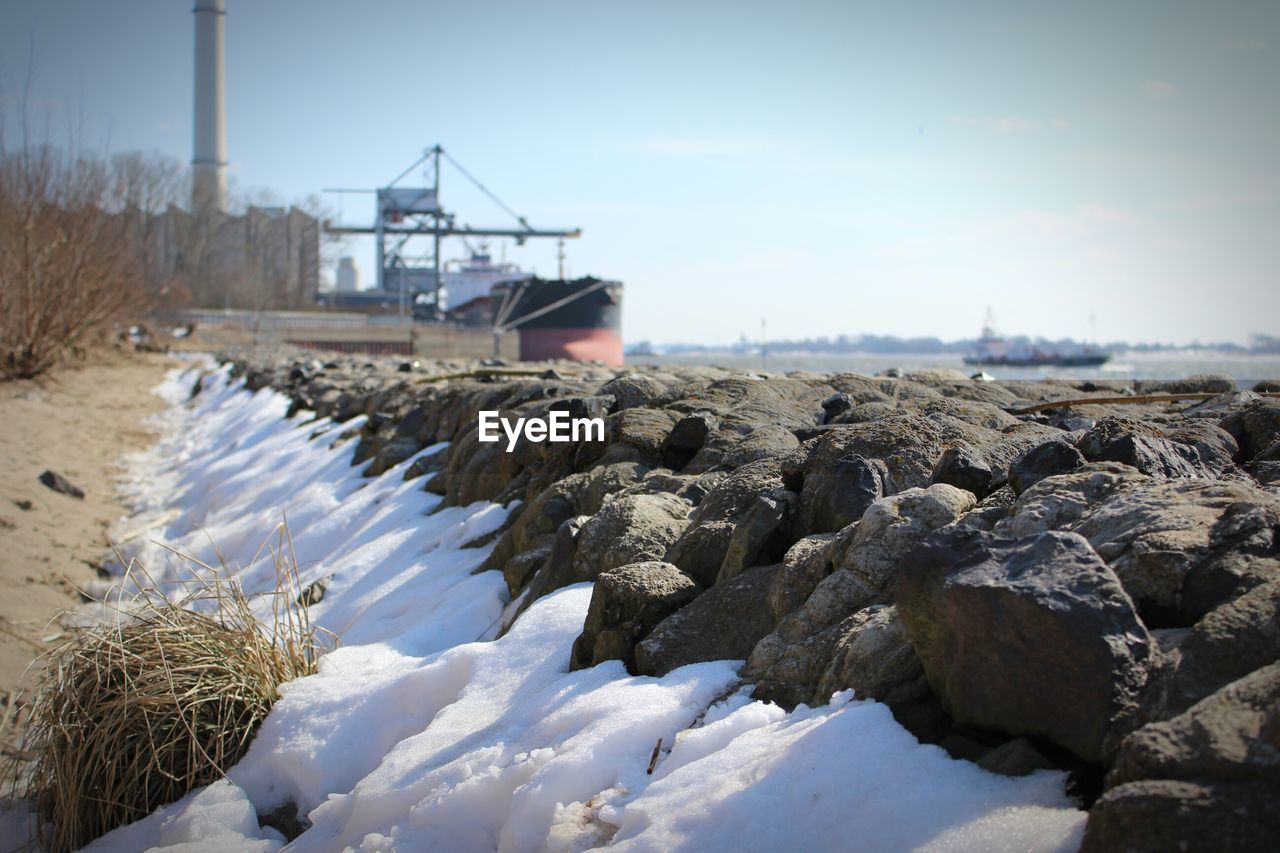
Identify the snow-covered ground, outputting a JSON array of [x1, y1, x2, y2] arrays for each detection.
[[41, 361, 1086, 851]]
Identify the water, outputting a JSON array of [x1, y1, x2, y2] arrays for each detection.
[[628, 350, 1280, 384]]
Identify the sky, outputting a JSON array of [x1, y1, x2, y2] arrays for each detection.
[[1, 0, 1277, 346]]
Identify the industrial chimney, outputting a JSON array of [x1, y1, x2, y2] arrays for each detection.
[[192, 0, 227, 212]]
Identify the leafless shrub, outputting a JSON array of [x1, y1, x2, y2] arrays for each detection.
[[0, 141, 157, 379]]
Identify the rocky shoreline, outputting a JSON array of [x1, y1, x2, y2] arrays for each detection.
[[219, 348, 1280, 850]]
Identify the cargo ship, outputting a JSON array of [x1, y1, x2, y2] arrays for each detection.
[[325, 145, 624, 365], [491, 276, 623, 365]]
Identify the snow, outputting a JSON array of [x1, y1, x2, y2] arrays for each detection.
[[61, 359, 1085, 851]]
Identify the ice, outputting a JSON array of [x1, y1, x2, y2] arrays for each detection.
[[81, 361, 1087, 851]]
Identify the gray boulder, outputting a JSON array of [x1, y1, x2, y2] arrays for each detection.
[[661, 413, 717, 470], [1084, 664, 1280, 852], [665, 458, 783, 587], [569, 561, 701, 673], [896, 528, 1151, 762], [636, 563, 781, 677], [717, 488, 795, 583], [744, 486, 972, 707], [572, 493, 691, 580], [997, 461, 1147, 538], [795, 453, 886, 535], [1007, 440, 1085, 496], [1072, 480, 1280, 626], [1127, 579, 1280, 737], [930, 447, 995, 500], [1219, 398, 1280, 462]]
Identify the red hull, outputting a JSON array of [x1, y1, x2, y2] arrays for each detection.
[[519, 327, 624, 366]]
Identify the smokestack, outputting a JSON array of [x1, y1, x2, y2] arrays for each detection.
[[192, 0, 227, 212]]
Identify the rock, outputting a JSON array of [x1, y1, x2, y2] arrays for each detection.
[[598, 407, 679, 466], [38, 470, 84, 499], [572, 493, 690, 581], [789, 412, 988, 498], [813, 605, 933, 725], [1077, 417, 1166, 458], [599, 375, 669, 410], [795, 453, 886, 535], [840, 484, 977, 600], [930, 447, 995, 499], [765, 534, 838, 622], [502, 538, 555, 598], [518, 514, 591, 610], [745, 486, 972, 709], [665, 458, 783, 587], [1008, 440, 1086, 496], [661, 413, 718, 470], [821, 392, 853, 422], [1108, 662, 1280, 789], [636, 563, 782, 677], [1072, 480, 1280, 626], [1129, 580, 1280, 734], [1082, 779, 1280, 853], [1166, 420, 1240, 472], [363, 437, 421, 476], [1136, 374, 1237, 395], [998, 462, 1147, 538], [976, 738, 1060, 778], [746, 567, 869, 707], [717, 489, 794, 583], [569, 561, 701, 673], [1220, 399, 1280, 462], [896, 528, 1151, 762]]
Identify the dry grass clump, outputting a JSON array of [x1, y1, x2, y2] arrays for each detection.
[[11, 524, 325, 852]]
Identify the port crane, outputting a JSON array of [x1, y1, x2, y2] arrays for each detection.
[[324, 145, 580, 317]]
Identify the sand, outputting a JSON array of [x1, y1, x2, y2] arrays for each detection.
[[0, 348, 174, 773]]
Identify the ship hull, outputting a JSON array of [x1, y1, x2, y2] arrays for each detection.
[[963, 353, 1110, 367], [493, 277, 624, 366]]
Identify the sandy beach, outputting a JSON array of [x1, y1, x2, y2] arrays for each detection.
[[0, 349, 173, 775]]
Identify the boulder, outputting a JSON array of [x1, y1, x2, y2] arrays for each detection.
[[813, 605, 936, 737], [745, 486, 972, 708], [569, 561, 701, 673], [1078, 417, 1215, 479], [896, 528, 1151, 762], [1084, 664, 1280, 852], [572, 493, 691, 581], [636, 563, 782, 677], [795, 453, 886, 535], [930, 447, 995, 500], [1007, 440, 1086, 496], [665, 458, 783, 587], [1166, 420, 1240, 472], [1082, 779, 1280, 853], [661, 413, 717, 470], [745, 568, 870, 708], [597, 407, 679, 466], [717, 488, 795, 583], [1219, 398, 1280, 462], [997, 462, 1147, 538], [1072, 480, 1280, 626], [1127, 579, 1280, 735], [1108, 662, 1280, 789]]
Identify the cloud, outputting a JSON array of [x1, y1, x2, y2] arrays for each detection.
[[1220, 36, 1266, 53], [1141, 80, 1178, 101], [624, 137, 775, 158]]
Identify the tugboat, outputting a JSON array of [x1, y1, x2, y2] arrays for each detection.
[[963, 310, 1109, 368]]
